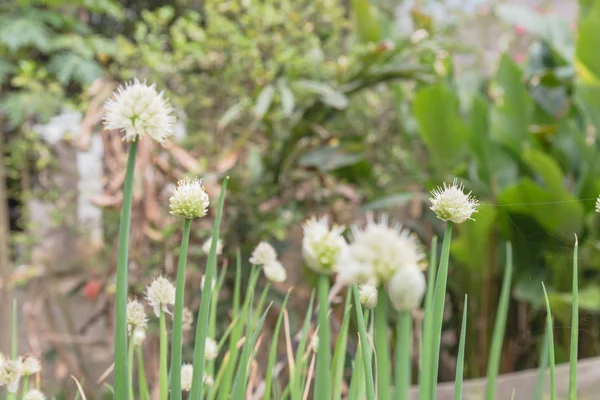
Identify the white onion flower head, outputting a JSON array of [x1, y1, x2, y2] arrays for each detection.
[[181, 364, 193, 392], [202, 237, 223, 256], [337, 214, 425, 287], [203, 375, 214, 387], [146, 276, 176, 317], [126, 299, 148, 332], [182, 307, 194, 331], [263, 260, 287, 282], [429, 179, 479, 224], [302, 216, 347, 275], [596, 195, 600, 213], [249, 242, 277, 266], [169, 177, 210, 219], [103, 79, 175, 143], [386, 264, 426, 312], [358, 284, 378, 309], [205, 337, 218, 360], [21, 356, 41, 376], [133, 327, 147, 345], [23, 390, 46, 400], [0, 357, 22, 393]]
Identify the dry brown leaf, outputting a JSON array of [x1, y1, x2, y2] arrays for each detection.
[[217, 150, 239, 173], [163, 141, 202, 173]]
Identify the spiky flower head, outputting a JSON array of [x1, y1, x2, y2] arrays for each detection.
[[386, 264, 426, 312], [126, 299, 148, 332], [103, 79, 175, 143], [181, 364, 193, 392], [264, 260, 287, 282], [302, 216, 347, 275], [429, 179, 479, 224], [202, 237, 223, 256], [249, 242, 277, 266], [182, 307, 194, 331], [21, 356, 41, 376], [169, 177, 210, 219], [358, 284, 378, 309], [337, 214, 425, 287], [0, 356, 22, 393], [145, 276, 176, 317], [23, 390, 46, 400], [205, 337, 218, 360]]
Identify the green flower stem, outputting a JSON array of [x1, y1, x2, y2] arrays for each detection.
[[22, 376, 29, 396], [114, 140, 138, 400], [128, 337, 135, 400], [569, 236, 579, 400], [374, 287, 391, 400], [351, 285, 375, 400], [542, 283, 556, 400], [190, 177, 229, 399], [137, 345, 150, 400], [315, 274, 332, 400], [395, 311, 412, 399], [429, 223, 453, 400], [485, 242, 513, 400], [252, 282, 271, 329], [169, 217, 192, 399], [418, 236, 438, 398], [454, 295, 468, 400], [533, 322, 550, 400], [159, 310, 169, 400]]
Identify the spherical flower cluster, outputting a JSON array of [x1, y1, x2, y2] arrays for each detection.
[[21, 356, 41, 376], [205, 337, 218, 360], [429, 179, 479, 224], [249, 242, 277, 266], [103, 79, 175, 143], [202, 237, 223, 256], [181, 364, 193, 392], [126, 299, 148, 332], [23, 390, 46, 400], [133, 327, 146, 345], [169, 177, 210, 219], [358, 284, 378, 309], [0, 355, 22, 393], [386, 264, 426, 312], [250, 242, 287, 282], [146, 276, 176, 317], [182, 307, 194, 331], [337, 214, 425, 287], [302, 216, 347, 275]]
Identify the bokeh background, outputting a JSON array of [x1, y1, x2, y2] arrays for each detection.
[[2, 0, 599, 398]]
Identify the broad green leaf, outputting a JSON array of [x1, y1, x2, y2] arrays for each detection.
[[0, 17, 50, 52], [277, 81, 295, 117], [0, 59, 15, 86], [350, 0, 381, 43], [490, 55, 533, 152], [575, 1, 600, 85], [469, 93, 492, 185], [413, 83, 468, 171], [48, 53, 104, 85], [254, 85, 275, 120], [218, 100, 248, 131], [294, 80, 349, 110], [451, 204, 498, 273]]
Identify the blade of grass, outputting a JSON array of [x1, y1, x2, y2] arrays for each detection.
[[169, 217, 192, 399], [332, 290, 352, 400], [128, 339, 135, 400], [375, 286, 392, 399], [114, 140, 138, 400], [315, 275, 332, 399], [429, 223, 453, 400], [351, 285, 375, 400], [419, 236, 438, 398], [190, 176, 229, 399], [347, 345, 365, 400], [207, 262, 229, 383], [159, 310, 168, 400], [542, 283, 556, 400], [291, 292, 316, 400], [264, 291, 292, 400], [485, 242, 513, 400], [395, 311, 412, 399], [569, 235, 578, 400], [252, 282, 272, 329], [454, 295, 468, 400], [533, 321, 550, 400], [137, 346, 150, 400]]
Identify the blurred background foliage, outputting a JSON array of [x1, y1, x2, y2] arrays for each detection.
[[2, 0, 600, 396]]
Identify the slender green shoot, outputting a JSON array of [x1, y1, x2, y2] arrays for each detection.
[[542, 283, 556, 400], [264, 291, 292, 400], [169, 217, 192, 399], [190, 176, 229, 399], [159, 310, 168, 400], [569, 235, 579, 400], [454, 295, 468, 400], [429, 223, 453, 400], [395, 311, 412, 400], [533, 322, 550, 400], [315, 274, 332, 399], [114, 140, 138, 400], [374, 287, 391, 400], [419, 235, 438, 398], [485, 242, 513, 400], [291, 292, 315, 400], [128, 338, 135, 400], [351, 285, 375, 400], [137, 346, 150, 400], [332, 290, 352, 400]]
